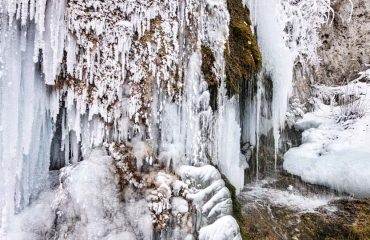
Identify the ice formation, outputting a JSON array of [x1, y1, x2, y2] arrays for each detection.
[[3, 148, 241, 239], [243, 0, 333, 175], [0, 1, 54, 232]]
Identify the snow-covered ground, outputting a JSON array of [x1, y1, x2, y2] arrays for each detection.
[[284, 80, 370, 197]]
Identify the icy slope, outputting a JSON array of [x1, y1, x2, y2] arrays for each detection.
[[51, 148, 152, 240], [284, 80, 370, 197]]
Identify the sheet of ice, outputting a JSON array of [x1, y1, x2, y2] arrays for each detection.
[[241, 0, 292, 171], [5, 191, 56, 240], [284, 82, 370, 197], [214, 97, 245, 192], [242, 180, 334, 212], [53, 148, 152, 239]]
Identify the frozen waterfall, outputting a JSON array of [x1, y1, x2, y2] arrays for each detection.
[[0, 0, 342, 239], [0, 0, 245, 238]]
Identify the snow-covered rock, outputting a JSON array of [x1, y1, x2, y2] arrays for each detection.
[[284, 81, 370, 197]]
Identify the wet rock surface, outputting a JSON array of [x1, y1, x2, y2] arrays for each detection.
[[239, 174, 370, 240]]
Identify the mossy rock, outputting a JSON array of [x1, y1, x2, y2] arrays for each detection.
[[210, 163, 249, 239], [222, 174, 250, 240], [201, 45, 218, 110], [225, 0, 262, 96]]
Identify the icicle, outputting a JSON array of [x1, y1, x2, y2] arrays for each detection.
[[255, 77, 262, 180], [0, 9, 53, 233], [42, 0, 66, 85]]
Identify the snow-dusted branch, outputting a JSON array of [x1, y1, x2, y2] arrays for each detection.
[[280, 0, 333, 65]]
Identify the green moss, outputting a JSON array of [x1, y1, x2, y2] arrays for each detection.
[[225, 0, 262, 96], [221, 174, 249, 240], [201, 45, 218, 110]]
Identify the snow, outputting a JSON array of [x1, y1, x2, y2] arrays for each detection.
[[176, 165, 222, 188], [284, 81, 370, 197], [171, 197, 189, 215]]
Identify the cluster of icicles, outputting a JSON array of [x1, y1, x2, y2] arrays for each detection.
[[0, 0, 245, 229]]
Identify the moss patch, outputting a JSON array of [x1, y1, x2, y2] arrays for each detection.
[[201, 45, 218, 110], [225, 0, 262, 96]]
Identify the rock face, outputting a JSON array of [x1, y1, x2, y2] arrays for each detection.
[[242, 196, 370, 240], [314, 0, 370, 85], [293, 0, 370, 97]]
